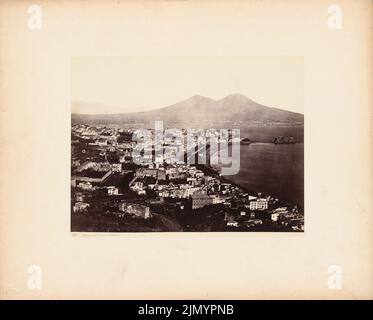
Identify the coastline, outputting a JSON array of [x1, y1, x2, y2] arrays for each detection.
[[197, 143, 304, 209]]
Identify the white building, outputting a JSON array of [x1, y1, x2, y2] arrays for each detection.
[[107, 186, 119, 195], [77, 181, 93, 190], [73, 202, 90, 213], [271, 213, 280, 222], [111, 163, 122, 173], [227, 221, 239, 227], [249, 198, 268, 211]]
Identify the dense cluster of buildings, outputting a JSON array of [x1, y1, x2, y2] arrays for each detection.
[[71, 124, 304, 231]]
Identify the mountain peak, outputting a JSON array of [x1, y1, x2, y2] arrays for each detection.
[[72, 93, 304, 125], [187, 95, 215, 102], [221, 93, 252, 102]]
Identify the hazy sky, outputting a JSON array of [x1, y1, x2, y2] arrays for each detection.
[[71, 56, 303, 114]]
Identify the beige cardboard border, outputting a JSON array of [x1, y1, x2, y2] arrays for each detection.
[[0, 0, 372, 299]]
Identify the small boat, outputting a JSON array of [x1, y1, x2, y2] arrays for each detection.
[[240, 138, 251, 145], [273, 136, 296, 144]]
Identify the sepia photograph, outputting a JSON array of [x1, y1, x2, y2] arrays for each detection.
[[1, 0, 372, 301], [71, 56, 304, 232]]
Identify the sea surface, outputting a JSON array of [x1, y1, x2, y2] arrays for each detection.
[[223, 143, 304, 206]]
